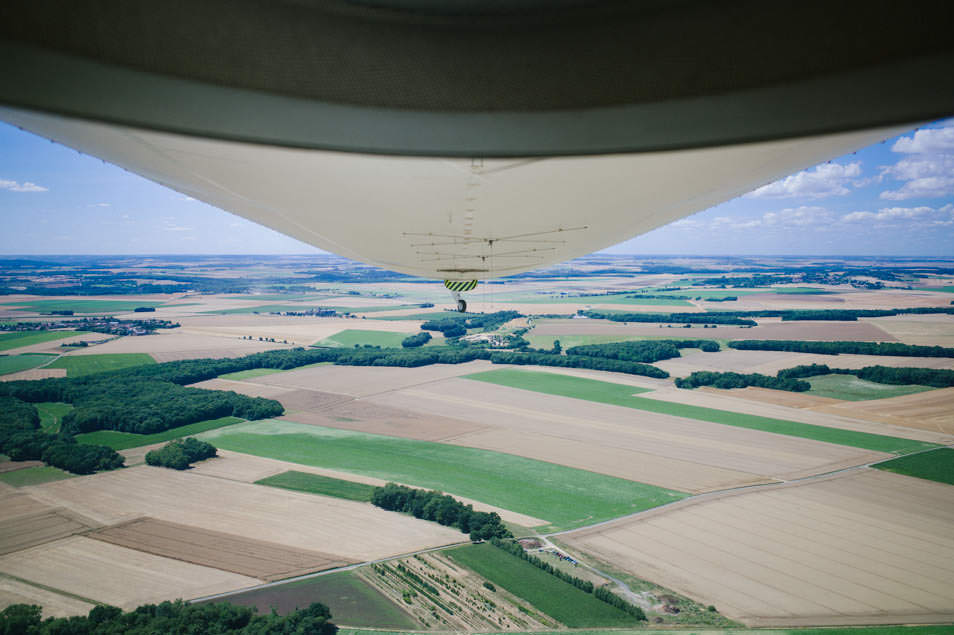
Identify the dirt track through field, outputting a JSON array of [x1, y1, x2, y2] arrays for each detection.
[[0, 577, 95, 618], [563, 469, 954, 627], [91, 518, 354, 581]]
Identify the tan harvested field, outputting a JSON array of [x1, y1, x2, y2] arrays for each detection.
[[0, 577, 95, 618], [704, 386, 841, 409], [189, 378, 297, 399], [563, 469, 954, 627], [26, 465, 463, 561], [0, 493, 96, 555], [91, 517, 354, 581], [532, 318, 895, 341], [253, 360, 495, 397], [178, 315, 420, 346], [66, 330, 288, 361], [639, 385, 953, 445], [655, 349, 954, 378], [0, 537, 259, 610], [189, 450, 547, 527], [810, 387, 954, 435], [866, 314, 954, 347], [364, 378, 894, 492], [0, 368, 67, 382]]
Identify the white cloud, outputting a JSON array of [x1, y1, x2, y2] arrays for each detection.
[[880, 121, 954, 200], [760, 206, 833, 227], [88, 202, 111, 207], [841, 205, 942, 224], [0, 179, 47, 192], [163, 225, 193, 232], [745, 162, 862, 199]]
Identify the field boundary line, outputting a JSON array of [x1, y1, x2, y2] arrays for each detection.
[[0, 571, 101, 607]]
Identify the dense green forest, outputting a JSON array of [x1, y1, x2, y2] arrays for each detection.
[[371, 482, 512, 541], [728, 340, 954, 357], [0, 600, 337, 634], [566, 339, 719, 363], [146, 438, 218, 470]]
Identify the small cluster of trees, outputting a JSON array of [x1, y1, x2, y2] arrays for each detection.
[[401, 332, 432, 348], [728, 339, 954, 357], [490, 539, 646, 620], [566, 339, 718, 363], [371, 483, 512, 541], [0, 600, 337, 634], [0, 396, 123, 475], [146, 438, 217, 470]]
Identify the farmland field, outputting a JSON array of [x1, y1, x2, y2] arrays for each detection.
[[47, 352, 155, 376], [0, 299, 163, 313], [873, 447, 954, 485], [200, 420, 687, 531], [500, 294, 692, 306], [563, 469, 954, 627], [0, 353, 56, 376], [446, 543, 639, 627], [315, 329, 417, 348], [219, 570, 419, 628], [75, 416, 243, 450], [465, 369, 938, 454], [807, 374, 935, 401], [256, 471, 376, 502], [335, 627, 954, 635], [0, 466, 73, 487], [0, 330, 87, 351], [526, 333, 726, 350]]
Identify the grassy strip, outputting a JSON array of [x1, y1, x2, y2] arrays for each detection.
[[0, 353, 57, 376], [36, 402, 73, 432], [75, 416, 243, 451], [465, 369, 937, 455], [199, 420, 687, 531], [807, 374, 935, 401], [256, 470, 376, 502], [315, 329, 414, 348], [446, 543, 638, 627], [218, 367, 286, 381], [0, 330, 87, 351], [0, 465, 74, 487], [47, 352, 156, 377], [873, 448, 954, 485]]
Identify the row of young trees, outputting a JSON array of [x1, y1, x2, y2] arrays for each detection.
[[146, 438, 218, 470], [728, 339, 954, 357], [0, 600, 336, 634], [566, 339, 719, 363], [371, 483, 512, 541], [489, 539, 646, 620]]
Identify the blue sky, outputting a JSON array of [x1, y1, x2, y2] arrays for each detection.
[[1, 118, 952, 256]]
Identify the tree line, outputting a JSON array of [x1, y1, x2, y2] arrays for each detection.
[[0, 600, 336, 634], [728, 339, 954, 357], [421, 311, 523, 337], [676, 363, 954, 392], [566, 339, 719, 363], [371, 482, 512, 541], [582, 306, 954, 325], [489, 538, 646, 620], [674, 371, 810, 392]]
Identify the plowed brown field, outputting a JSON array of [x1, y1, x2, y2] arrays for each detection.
[[0, 492, 97, 555], [810, 387, 954, 435], [563, 469, 954, 627]]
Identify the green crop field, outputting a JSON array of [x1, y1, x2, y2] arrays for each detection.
[[0, 353, 57, 376], [217, 571, 418, 628], [47, 352, 156, 377], [0, 299, 163, 313], [199, 420, 686, 531], [0, 330, 88, 351], [0, 465, 74, 487], [315, 329, 412, 348], [446, 544, 638, 627], [873, 448, 954, 485], [218, 367, 286, 380], [465, 369, 937, 455], [36, 402, 73, 432], [256, 470, 377, 502], [807, 374, 935, 401], [76, 416, 243, 450]]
